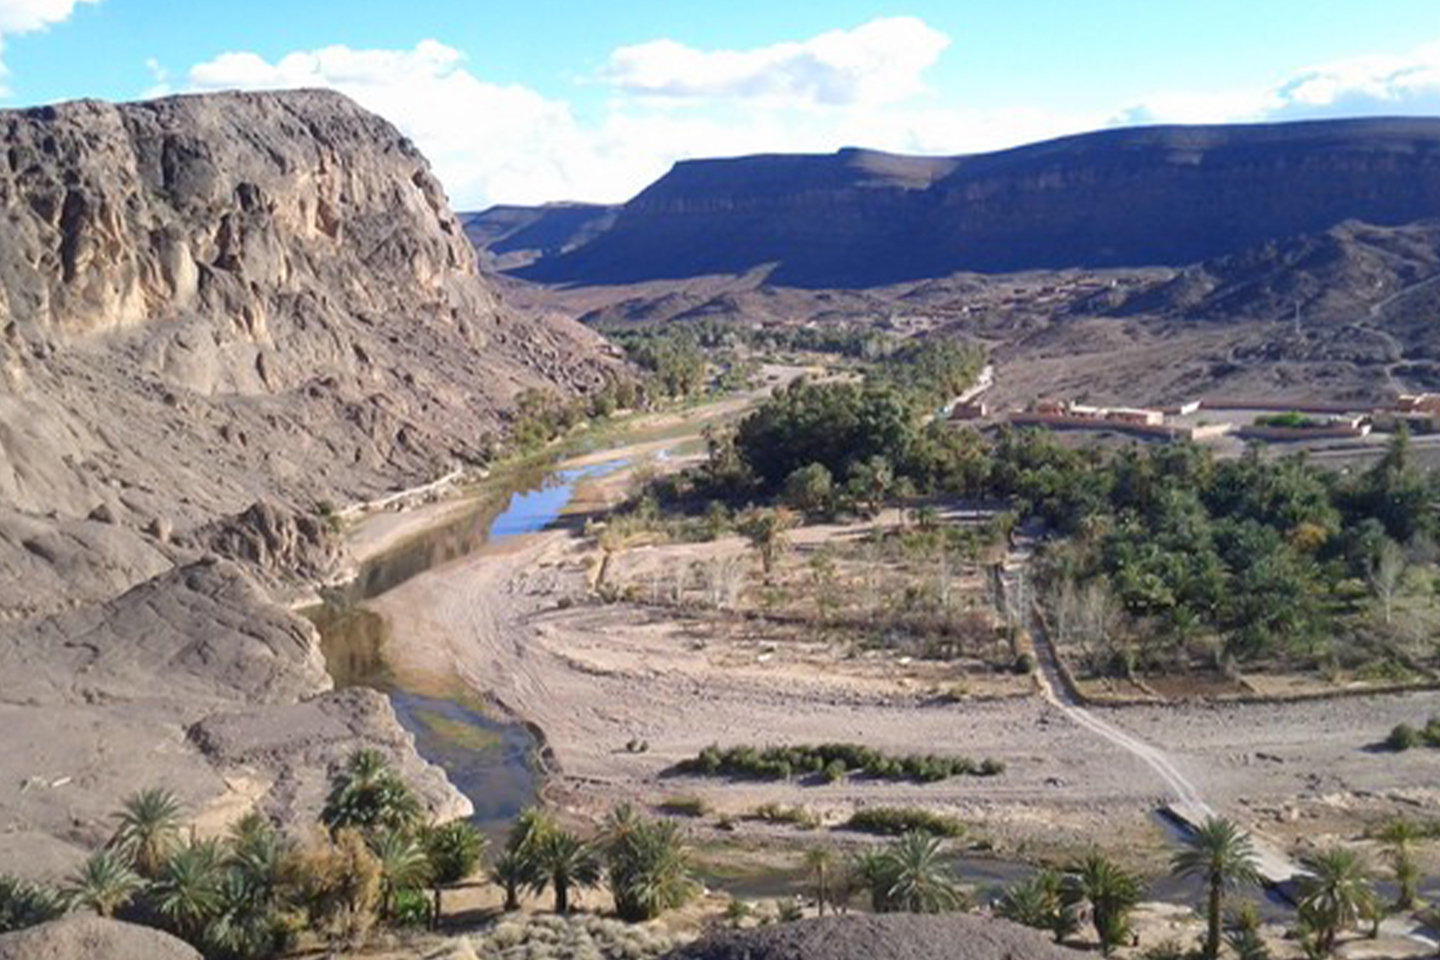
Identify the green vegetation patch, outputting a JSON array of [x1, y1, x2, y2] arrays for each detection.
[[844, 807, 967, 837], [679, 743, 1004, 783], [1385, 715, 1440, 751], [414, 710, 504, 753]]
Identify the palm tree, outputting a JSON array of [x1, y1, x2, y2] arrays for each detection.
[[1224, 902, 1271, 960], [602, 812, 698, 922], [110, 788, 184, 877], [322, 749, 421, 835], [490, 848, 531, 913], [422, 820, 487, 926], [1374, 817, 1423, 911], [871, 832, 962, 914], [804, 847, 835, 916], [368, 830, 432, 921], [1063, 853, 1144, 957], [1171, 816, 1261, 960], [532, 830, 601, 914], [149, 838, 226, 939], [0, 875, 66, 934], [1294, 847, 1377, 957], [996, 868, 1075, 944], [64, 850, 141, 918], [211, 815, 291, 960]]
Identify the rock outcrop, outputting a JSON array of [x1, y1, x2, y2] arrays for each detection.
[[503, 118, 1440, 288], [0, 916, 202, 960], [666, 914, 1083, 960], [0, 90, 594, 874], [0, 88, 618, 616], [0, 559, 468, 874]]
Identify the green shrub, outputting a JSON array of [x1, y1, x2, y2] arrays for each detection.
[[389, 888, 432, 928], [1388, 723, 1421, 751], [844, 807, 965, 838]]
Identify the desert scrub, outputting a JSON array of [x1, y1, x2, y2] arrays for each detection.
[[844, 807, 966, 837], [657, 796, 708, 818], [749, 802, 821, 830], [444, 913, 680, 960], [678, 743, 1003, 783], [1385, 716, 1440, 751]]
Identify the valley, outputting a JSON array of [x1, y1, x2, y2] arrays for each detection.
[[3, 84, 1440, 960]]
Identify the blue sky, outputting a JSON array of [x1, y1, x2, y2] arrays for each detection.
[[3, 1, 1439, 207]]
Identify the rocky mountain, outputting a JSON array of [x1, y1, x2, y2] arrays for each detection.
[[492, 118, 1440, 288], [463, 202, 619, 272], [0, 90, 618, 874], [0, 89, 618, 617]]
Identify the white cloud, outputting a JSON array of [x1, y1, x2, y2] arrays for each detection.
[[174, 22, 1008, 209], [602, 16, 950, 107], [184, 40, 593, 208], [0, 0, 98, 94], [1120, 39, 1440, 125], [168, 24, 1440, 211]]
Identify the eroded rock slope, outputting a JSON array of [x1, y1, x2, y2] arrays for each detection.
[[0, 89, 618, 872]]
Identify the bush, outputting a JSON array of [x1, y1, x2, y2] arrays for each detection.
[[1388, 723, 1421, 751], [844, 808, 965, 838], [750, 803, 821, 830]]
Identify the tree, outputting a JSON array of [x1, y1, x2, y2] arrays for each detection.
[[1063, 853, 1144, 956], [149, 838, 226, 940], [289, 828, 381, 945], [861, 832, 962, 914], [737, 507, 795, 578], [64, 850, 140, 918], [208, 814, 293, 960], [1373, 818, 1422, 911], [602, 809, 698, 922], [1170, 816, 1261, 960], [490, 848, 530, 913], [110, 787, 184, 878], [0, 876, 66, 934], [848, 455, 895, 519], [368, 830, 431, 922], [1224, 902, 1272, 960], [804, 847, 834, 917], [783, 463, 835, 519], [1366, 538, 1406, 626], [995, 869, 1075, 944], [321, 749, 422, 836], [1294, 847, 1376, 957], [532, 830, 601, 914], [423, 820, 486, 925]]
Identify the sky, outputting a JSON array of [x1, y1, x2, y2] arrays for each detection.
[[2, 1, 1439, 209]]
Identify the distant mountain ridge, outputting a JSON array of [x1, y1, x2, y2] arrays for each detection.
[[467, 117, 1440, 288]]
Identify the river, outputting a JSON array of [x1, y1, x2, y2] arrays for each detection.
[[308, 457, 627, 835]]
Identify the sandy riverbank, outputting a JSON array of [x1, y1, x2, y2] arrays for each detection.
[[362, 479, 1440, 869]]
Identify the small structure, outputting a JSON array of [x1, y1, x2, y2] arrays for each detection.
[[1395, 394, 1440, 415], [949, 399, 991, 421]]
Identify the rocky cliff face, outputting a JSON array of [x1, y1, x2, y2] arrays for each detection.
[[0, 89, 617, 616], [510, 118, 1440, 287], [0, 90, 609, 873]]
